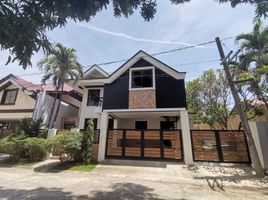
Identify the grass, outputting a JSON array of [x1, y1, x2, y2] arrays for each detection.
[[53, 161, 97, 172]]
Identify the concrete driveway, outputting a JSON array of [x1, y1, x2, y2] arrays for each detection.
[[0, 160, 267, 200]]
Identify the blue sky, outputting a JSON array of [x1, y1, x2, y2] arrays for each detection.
[[0, 0, 260, 83]]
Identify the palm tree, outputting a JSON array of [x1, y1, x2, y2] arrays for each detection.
[[236, 20, 268, 111], [38, 43, 83, 128]]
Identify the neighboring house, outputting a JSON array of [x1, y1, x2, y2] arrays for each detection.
[[0, 74, 81, 135], [73, 50, 193, 163]]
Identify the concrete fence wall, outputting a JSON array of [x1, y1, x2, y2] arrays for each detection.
[[249, 122, 268, 173]]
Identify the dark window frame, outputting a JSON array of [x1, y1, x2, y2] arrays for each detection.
[[0, 121, 9, 130], [1, 89, 18, 105], [87, 89, 101, 106], [130, 68, 154, 89], [135, 121, 148, 130]]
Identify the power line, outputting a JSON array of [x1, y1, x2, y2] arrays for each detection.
[[0, 58, 222, 80], [0, 37, 234, 79]]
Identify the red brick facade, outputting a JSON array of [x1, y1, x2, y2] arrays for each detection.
[[129, 89, 156, 109], [91, 144, 99, 162]]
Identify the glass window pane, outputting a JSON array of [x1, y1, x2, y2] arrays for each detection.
[[87, 89, 100, 106], [2, 90, 17, 104], [131, 69, 153, 88]]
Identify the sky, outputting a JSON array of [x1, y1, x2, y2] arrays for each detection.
[[0, 0, 261, 84]]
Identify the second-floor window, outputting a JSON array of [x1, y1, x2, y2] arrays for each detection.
[[130, 67, 155, 89], [1, 89, 18, 105], [87, 89, 101, 106]]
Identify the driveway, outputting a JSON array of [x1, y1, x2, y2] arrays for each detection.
[[0, 160, 267, 200]]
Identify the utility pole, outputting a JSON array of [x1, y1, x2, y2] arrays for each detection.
[[215, 37, 264, 177]]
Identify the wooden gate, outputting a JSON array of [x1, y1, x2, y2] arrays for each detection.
[[106, 129, 183, 161], [191, 130, 250, 163]]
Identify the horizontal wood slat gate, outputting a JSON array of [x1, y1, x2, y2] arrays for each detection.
[[106, 129, 183, 161], [190, 130, 250, 163]]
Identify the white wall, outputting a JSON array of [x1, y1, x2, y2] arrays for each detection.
[[33, 91, 79, 129], [78, 87, 104, 129], [249, 122, 268, 173]]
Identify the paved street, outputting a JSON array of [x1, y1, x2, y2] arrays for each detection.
[[0, 161, 267, 200]]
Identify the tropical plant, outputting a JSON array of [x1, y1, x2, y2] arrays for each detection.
[[51, 131, 83, 162], [1, 1, 267, 69], [24, 137, 52, 161], [80, 118, 95, 165], [236, 20, 268, 111], [16, 118, 44, 137], [38, 43, 83, 128]]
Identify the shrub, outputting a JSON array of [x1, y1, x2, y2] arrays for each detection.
[[0, 137, 26, 161], [51, 131, 82, 162], [16, 118, 44, 137], [24, 138, 52, 161], [0, 135, 52, 161], [80, 118, 95, 164]]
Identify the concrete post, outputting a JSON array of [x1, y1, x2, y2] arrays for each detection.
[[98, 112, 109, 162], [114, 119, 118, 129], [47, 128, 57, 139], [180, 110, 194, 165]]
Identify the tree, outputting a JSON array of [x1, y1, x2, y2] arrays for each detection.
[[187, 69, 233, 130], [1, 0, 267, 69], [38, 43, 83, 129], [187, 69, 263, 130], [236, 20, 268, 111]]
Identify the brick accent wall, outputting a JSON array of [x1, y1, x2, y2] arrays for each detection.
[[91, 144, 99, 162], [129, 89, 156, 109]]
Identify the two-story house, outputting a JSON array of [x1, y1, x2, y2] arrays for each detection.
[[74, 51, 193, 164], [0, 74, 82, 135]]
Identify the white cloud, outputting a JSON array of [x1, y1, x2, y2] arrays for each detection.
[[73, 21, 214, 49]]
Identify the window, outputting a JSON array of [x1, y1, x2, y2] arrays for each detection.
[[87, 89, 100, 106], [160, 121, 175, 130], [135, 121, 147, 130], [130, 67, 154, 89], [1, 89, 18, 105], [0, 121, 9, 130]]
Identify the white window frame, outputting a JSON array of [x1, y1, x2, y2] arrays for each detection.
[[129, 66, 155, 90]]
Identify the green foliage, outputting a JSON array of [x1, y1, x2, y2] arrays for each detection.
[[0, 136, 51, 161], [186, 69, 233, 129], [0, 1, 266, 69], [23, 138, 51, 161], [16, 118, 44, 137], [80, 118, 95, 165], [236, 20, 268, 111], [0, 137, 27, 161], [51, 131, 83, 162], [38, 43, 83, 128]]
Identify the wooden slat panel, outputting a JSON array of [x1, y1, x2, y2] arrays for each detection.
[[125, 147, 141, 157], [144, 131, 160, 139], [219, 131, 250, 162], [163, 131, 182, 160], [106, 130, 123, 157], [191, 131, 219, 162], [144, 148, 161, 158]]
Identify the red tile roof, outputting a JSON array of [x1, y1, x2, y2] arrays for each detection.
[[0, 74, 74, 93], [41, 83, 74, 92]]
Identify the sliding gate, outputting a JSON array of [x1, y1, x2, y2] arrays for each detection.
[[191, 130, 250, 163], [106, 129, 183, 161]]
